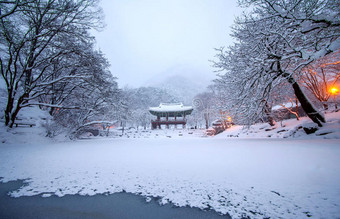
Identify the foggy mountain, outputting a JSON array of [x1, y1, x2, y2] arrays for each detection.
[[145, 65, 215, 105]]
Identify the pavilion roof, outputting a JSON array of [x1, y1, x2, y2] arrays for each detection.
[[149, 103, 193, 116]]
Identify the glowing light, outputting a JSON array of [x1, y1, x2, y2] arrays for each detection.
[[329, 86, 339, 95]]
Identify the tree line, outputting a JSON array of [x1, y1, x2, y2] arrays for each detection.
[[1, 0, 339, 136], [0, 0, 123, 137]]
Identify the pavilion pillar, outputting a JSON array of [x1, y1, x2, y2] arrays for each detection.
[[183, 114, 186, 129], [174, 115, 176, 129], [166, 113, 169, 129]]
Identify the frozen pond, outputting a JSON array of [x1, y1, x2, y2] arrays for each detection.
[[0, 180, 229, 219], [1, 137, 339, 218]]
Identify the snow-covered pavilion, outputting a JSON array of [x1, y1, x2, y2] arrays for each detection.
[[149, 103, 193, 129]]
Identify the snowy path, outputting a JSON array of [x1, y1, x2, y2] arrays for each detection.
[[0, 138, 339, 218]]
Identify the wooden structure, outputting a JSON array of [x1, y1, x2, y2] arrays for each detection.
[[149, 103, 193, 129]]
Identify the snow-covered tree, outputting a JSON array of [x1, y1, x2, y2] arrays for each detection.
[[50, 48, 122, 137], [214, 0, 339, 126], [0, 0, 103, 127], [192, 92, 219, 129], [122, 86, 177, 129]]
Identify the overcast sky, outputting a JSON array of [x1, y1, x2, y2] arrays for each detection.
[[93, 0, 244, 88]]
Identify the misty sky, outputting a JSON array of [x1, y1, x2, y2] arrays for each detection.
[[93, 0, 244, 88]]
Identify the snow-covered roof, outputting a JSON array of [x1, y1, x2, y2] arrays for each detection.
[[272, 102, 300, 111], [149, 103, 193, 113]]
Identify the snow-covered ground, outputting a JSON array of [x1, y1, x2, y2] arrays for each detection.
[[218, 111, 340, 140], [0, 110, 340, 218], [0, 106, 58, 144]]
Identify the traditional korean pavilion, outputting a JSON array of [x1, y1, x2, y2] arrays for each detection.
[[149, 103, 193, 129]]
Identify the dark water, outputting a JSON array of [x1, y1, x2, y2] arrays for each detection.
[[0, 180, 231, 219]]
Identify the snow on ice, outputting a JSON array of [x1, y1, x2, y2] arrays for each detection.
[[0, 111, 340, 218]]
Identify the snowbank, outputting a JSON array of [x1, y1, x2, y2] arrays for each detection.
[[218, 111, 340, 139], [0, 106, 55, 144]]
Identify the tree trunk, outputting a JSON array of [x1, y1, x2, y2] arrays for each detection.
[[9, 106, 21, 128], [322, 103, 328, 111], [286, 74, 325, 127], [8, 92, 28, 128], [4, 96, 13, 126], [295, 97, 300, 120], [264, 101, 276, 126], [204, 113, 209, 129], [4, 86, 16, 126]]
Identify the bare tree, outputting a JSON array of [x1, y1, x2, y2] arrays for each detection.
[[300, 51, 340, 110], [279, 97, 300, 120], [0, 0, 32, 19]]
